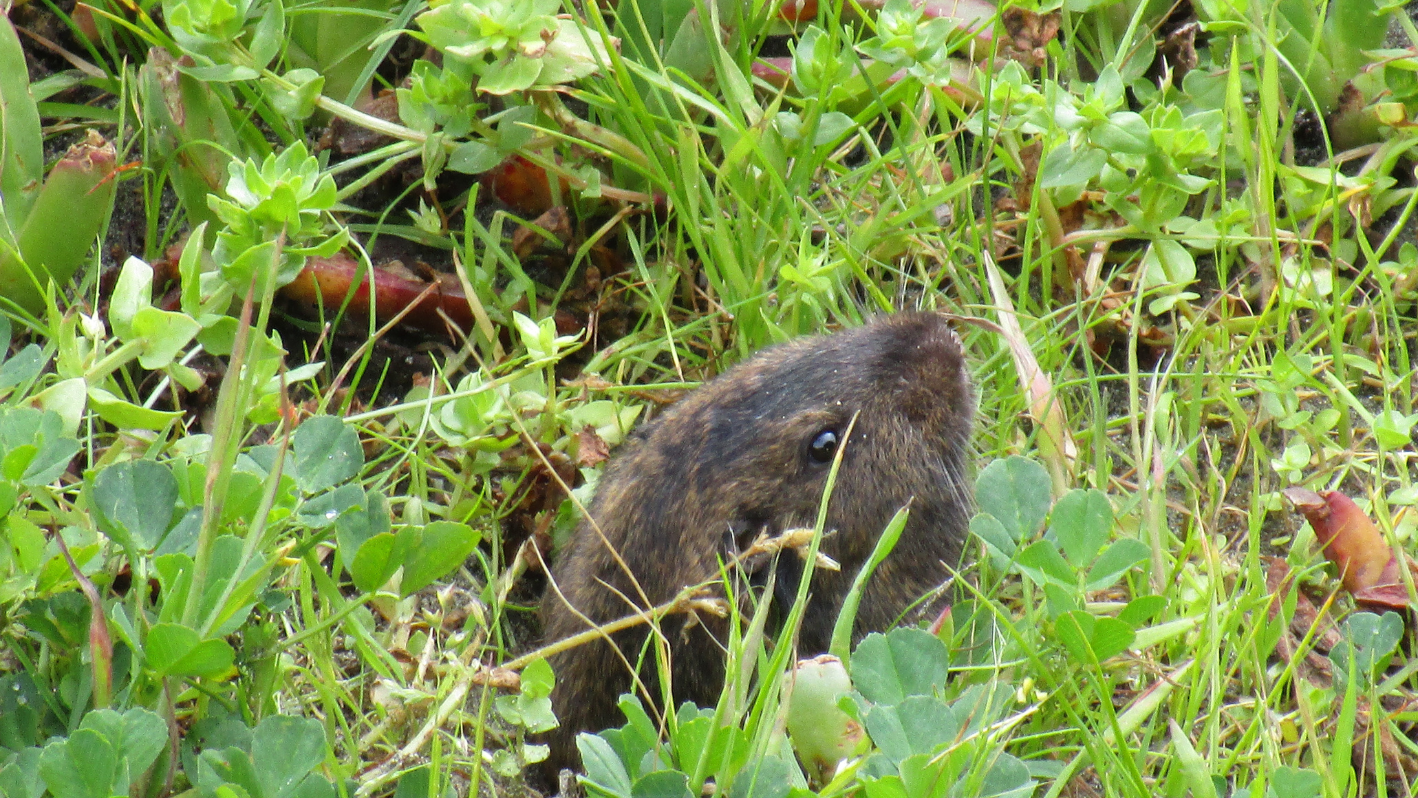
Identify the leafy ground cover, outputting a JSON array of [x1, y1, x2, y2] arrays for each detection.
[[4, 0, 1418, 796]]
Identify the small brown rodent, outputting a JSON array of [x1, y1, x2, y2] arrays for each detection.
[[540, 311, 975, 773]]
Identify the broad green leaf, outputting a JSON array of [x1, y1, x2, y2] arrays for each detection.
[[578, 734, 632, 798], [400, 521, 481, 596], [92, 460, 179, 551], [0, 747, 43, 798], [1015, 540, 1075, 588], [851, 628, 949, 706], [290, 416, 362, 493], [131, 306, 202, 369], [1266, 767, 1321, 798], [0, 17, 42, 225], [0, 340, 42, 391], [1055, 611, 1134, 662], [108, 257, 153, 340], [295, 483, 365, 529], [863, 695, 959, 764], [448, 141, 501, 174], [729, 755, 792, 798], [974, 457, 1051, 544], [1039, 145, 1106, 189], [1084, 538, 1150, 591], [38, 729, 116, 798], [251, 715, 327, 798], [1047, 489, 1113, 566], [969, 513, 1016, 566], [87, 386, 184, 432], [76, 709, 166, 781], [146, 623, 235, 678], [1330, 611, 1404, 686], [1140, 239, 1195, 290], [0, 407, 80, 486], [350, 531, 411, 593], [631, 771, 691, 798]]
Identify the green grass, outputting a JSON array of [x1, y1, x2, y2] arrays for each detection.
[[3, 0, 1418, 797]]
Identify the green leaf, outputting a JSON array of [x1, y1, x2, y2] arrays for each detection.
[[0, 16, 42, 227], [131, 307, 202, 369], [979, 753, 1034, 797], [1266, 767, 1322, 798], [974, 456, 1051, 544], [813, 112, 856, 146], [0, 339, 43, 391], [77, 709, 167, 781], [970, 512, 1017, 566], [522, 657, 554, 699], [578, 734, 632, 798], [631, 771, 692, 798], [334, 491, 391, 574], [1084, 538, 1150, 591], [730, 755, 793, 798], [1086, 616, 1135, 661], [1168, 719, 1218, 798], [38, 728, 116, 798], [220, 240, 280, 295], [350, 531, 411, 593], [108, 257, 153, 340], [0, 481, 17, 517], [1055, 611, 1134, 662], [851, 627, 949, 706], [1039, 144, 1107, 189], [1140, 239, 1196, 290], [1053, 610, 1094, 662], [88, 386, 185, 432], [448, 141, 502, 174], [0, 747, 44, 798], [400, 521, 481, 596], [1090, 111, 1151, 154], [295, 482, 365, 529], [479, 55, 541, 95], [249, 0, 285, 69], [0, 407, 80, 486], [146, 622, 235, 678], [290, 416, 362, 493], [863, 695, 959, 764], [251, 715, 327, 798], [271, 69, 324, 120], [92, 460, 179, 551], [1117, 594, 1166, 627], [1330, 611, 1404, 686], [1047, 489, 1113, 566], [179, 63, 261, 82], [1015, 540, 1075, 588]]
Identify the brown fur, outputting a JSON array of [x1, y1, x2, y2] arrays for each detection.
[[539, 312, 975, 774]]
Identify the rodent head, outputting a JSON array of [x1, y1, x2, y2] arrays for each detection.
[[589, 311, 975, 595]]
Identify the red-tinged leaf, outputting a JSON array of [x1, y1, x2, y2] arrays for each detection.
[[280, 255, 475, 334], [752, 58, 793, 89], [778, 0, 817, 22], [575, 425, 610, 468], [1283, 488, 1403, 596], [512, 206, 572, 259], [486, 154, 570, 217], [3, 131, 119, 314], [55, 533, 111, 708], [1354, 583, 1411, 612]]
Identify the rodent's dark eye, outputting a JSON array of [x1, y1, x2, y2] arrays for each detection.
[[808, 429, 840, 464]]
